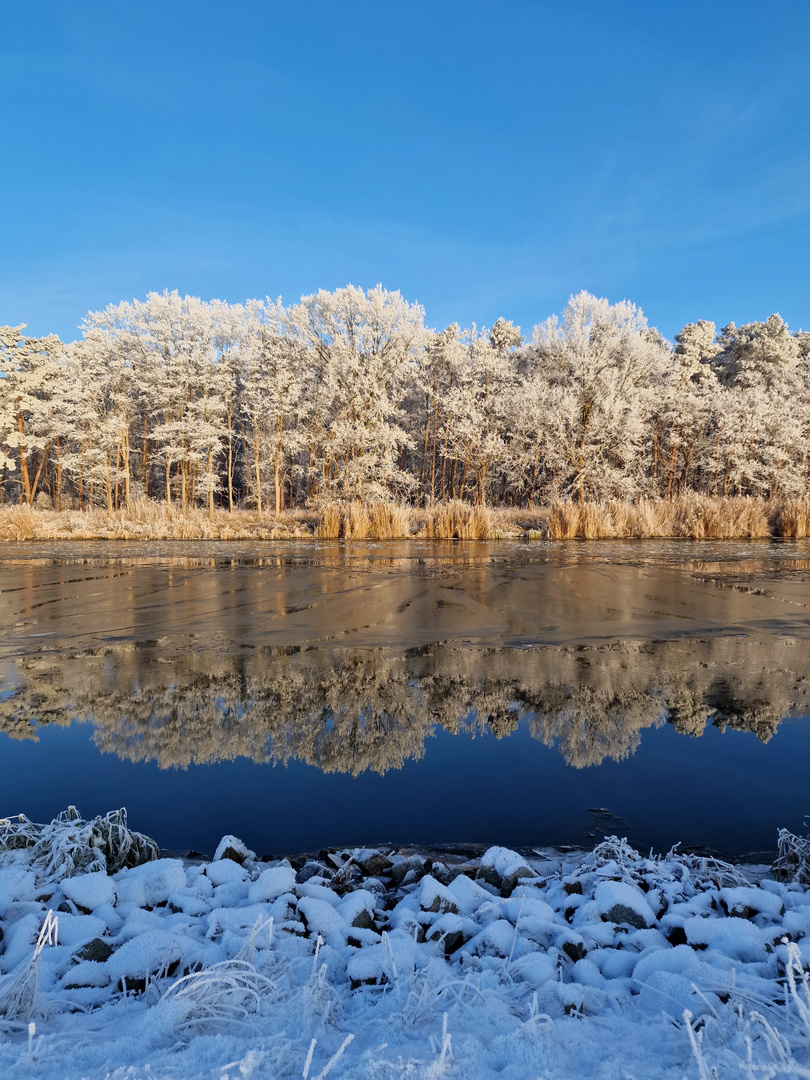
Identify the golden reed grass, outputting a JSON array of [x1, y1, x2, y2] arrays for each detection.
[[4, 495, 810, 541], [0, 499, 312, 542]]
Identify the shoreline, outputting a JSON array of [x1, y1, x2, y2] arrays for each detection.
[[0, 809, 807, 1078], [165, 839, 781, 874]]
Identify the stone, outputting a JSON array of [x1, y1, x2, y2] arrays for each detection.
[[390, 856, 426, 888], [75, 937, 114, 964], [562, 940, 587, 963], [419, 875, 459, 915], [501, 865, 535, 896], [296, 862, 330, 885], [213, 835, 256, 864], [475, 865, 501, 889], [602, 904, 648, 930], [217, 846, 247, 865], [351, 908, 377, 931], [666, 925, 688, 946], [358, 852, 393, 878], [442, 930, 466, 956]]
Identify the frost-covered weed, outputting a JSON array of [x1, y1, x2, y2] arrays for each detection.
[[683, 941, 810, 1079], [774, 827, 810, 886], [157, 959, 280, 1041], [0, 807, 158, 879]]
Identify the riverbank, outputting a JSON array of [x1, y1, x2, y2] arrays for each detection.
[[0, 809, 808, 1079], [4, 494, 810, 542]]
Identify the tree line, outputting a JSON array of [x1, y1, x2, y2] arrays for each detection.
[[1, 286, 808, 516]]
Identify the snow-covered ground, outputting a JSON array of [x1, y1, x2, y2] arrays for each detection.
[[1, 811, 809, 1079]]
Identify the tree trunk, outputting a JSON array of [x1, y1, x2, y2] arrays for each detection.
[[17, 413, 32, 505], [207, 447, 215, 521]]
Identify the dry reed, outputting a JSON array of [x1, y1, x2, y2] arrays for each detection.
[[5, 494, 810, 542], [419, 500, 494, 540], [0, 499, 311, 542], [542, 495, 784, 540], [314, 501, 414, 539]]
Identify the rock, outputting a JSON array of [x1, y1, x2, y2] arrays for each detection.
[[216, 846, 246, 865], [419, 875, 458, 915], [115, 859, 187, 910], [358, 852, 393, 878], [205, 859, 247, 887], [448, 873, 496, 916], [390, 856, 426, 888], [75, 937, 114, 963], [248, 866, 297, 903], [478, 847, 537, 895], [475, 865, 501, 889], [213, 835, 256, 864], [594, 881, 656, 930], [563, 879, 584, 895], [430, 862, 453, 886], [562, 940, 587, 963], [351, 908, 377, 931], [603, 904, 648, 930], [718, 886, 783, 920], [280, 920, 307, 937], [502, 865, 535, 896], [442, 930, 466, 956], [296, 862, 330, 885]]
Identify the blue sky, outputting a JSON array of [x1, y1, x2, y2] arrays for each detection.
[[2, 0, 809, 342]]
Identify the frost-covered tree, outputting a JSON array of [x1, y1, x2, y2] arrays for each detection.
[[4, 287, 810, 512], [235, 299, 305, 516], [287, 285, 426, 501], [0, 324, 64, 505], [652, 321, 720, 497], [713, 315, 803, 496], [528, 293, 668, 500], [439, 323, 520, 504]]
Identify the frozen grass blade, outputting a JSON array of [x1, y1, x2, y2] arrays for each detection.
[[159, 958, 280, 1041], [0, 910, 59, 1026]]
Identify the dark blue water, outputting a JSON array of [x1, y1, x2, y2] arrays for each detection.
[[0, 677, 807, 859]]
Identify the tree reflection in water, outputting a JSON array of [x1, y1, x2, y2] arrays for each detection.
[[1, 636, 808, 774]]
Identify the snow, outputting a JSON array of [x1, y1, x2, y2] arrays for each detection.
[[113, 859, 187, 909], [204, 859, 247, 888], [247, 865, 296, 903], [60, 871, 116, 912], [0, 832, 808, 1079]]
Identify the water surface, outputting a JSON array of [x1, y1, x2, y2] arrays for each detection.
[[1, 540, 809, 858]]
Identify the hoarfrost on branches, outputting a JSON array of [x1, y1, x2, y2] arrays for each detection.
[[2, 287, 809, 511]]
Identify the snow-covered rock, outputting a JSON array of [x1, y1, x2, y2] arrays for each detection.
[[593, 880, 656, 929], [247, 865, 296, 903], [212, 835, 256, 864], [114, 859, 187, 910], [61, 871, 116, 912]]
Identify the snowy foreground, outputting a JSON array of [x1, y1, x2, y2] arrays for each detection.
[[1, 813, 810, 1079]]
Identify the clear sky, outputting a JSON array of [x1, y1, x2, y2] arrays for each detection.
[[2, 0, 809, 343]]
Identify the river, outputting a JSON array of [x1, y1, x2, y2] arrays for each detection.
[[1, 539, 809, 858]]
